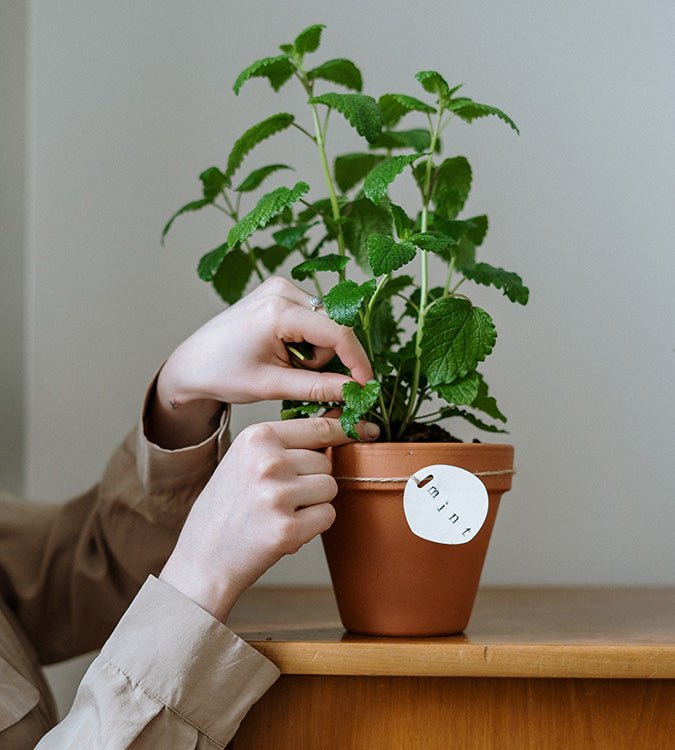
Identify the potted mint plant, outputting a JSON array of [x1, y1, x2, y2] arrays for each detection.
[[163, 24, 527, 635]]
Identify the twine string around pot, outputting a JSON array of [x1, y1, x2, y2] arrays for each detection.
[[333, 468, 515, 486]]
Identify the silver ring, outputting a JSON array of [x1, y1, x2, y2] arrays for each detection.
[[309, 295, 323, 312]]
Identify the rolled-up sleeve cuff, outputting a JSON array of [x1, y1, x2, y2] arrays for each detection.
[[135, 370, 231, 493], [100, 576, 280, 745]]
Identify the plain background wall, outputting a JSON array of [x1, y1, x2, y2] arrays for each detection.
[[3, 0, 674, 718]]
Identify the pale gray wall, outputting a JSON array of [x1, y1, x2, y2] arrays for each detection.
[[7, 0, 675, 717], [0, 0, 27, 495]]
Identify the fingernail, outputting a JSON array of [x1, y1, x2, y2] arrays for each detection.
[[364, 422, 380, 440]]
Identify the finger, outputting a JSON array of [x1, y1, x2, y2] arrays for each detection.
[[284, 449, 332, 477], [261, 367, 356, 403], [293, 502, 337, 545], [322, 407, 342, 419], [270, 416, 379, 449], [288, 473, 338, 508], [279, 306, 373, 384]]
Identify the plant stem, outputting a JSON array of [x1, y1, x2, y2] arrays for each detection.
[[398, 107, 445, 438], [221, 190, 265, 281]]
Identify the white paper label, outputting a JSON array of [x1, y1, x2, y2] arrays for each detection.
[[403, 464, 488, 545]]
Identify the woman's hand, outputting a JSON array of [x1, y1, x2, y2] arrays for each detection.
[[148, 277, 373, 448], [159, 416, 379, 622]]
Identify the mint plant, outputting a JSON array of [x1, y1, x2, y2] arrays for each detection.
[[163, 24, 528, 442]]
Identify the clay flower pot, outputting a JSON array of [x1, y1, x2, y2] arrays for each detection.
[[322, 442, 514, 636]]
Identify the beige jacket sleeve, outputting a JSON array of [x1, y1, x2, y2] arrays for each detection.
[[0, 380, 228, 664], [36, 576, 280, 749]]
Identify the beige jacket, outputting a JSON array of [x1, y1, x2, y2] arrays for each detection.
[[0, 388, 279, 748]]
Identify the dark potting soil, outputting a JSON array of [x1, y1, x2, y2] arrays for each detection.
[[390, 421, 482, 443]]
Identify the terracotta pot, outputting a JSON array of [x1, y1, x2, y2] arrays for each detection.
[[322, 442, 514, 636]]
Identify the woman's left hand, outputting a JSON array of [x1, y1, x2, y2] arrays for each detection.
[[147, 277, 373, 448]]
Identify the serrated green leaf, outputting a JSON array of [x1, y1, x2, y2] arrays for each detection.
[[465, 215, 488, 245], [409, 231, 452, 253], [421, 297, 497, 386], [212, 248, 253, 304], [272, 222, 317, 250], [471, 375, 507, 422], [339, 407, 360, 440], [389, 203, 414, 237], [162, 167, 228, 242], [197, 244, 228, 281], [308, 58, 363, 91], [438, 406, 507, 433], [260, 244, 293, 272], [227, 182, 309, 246], [452, 237, 477, 270], [462, 263, 529, 305], [291, 253, 349, 280], [280, 401, 321, 420], [378, 93, 436, 126], [235, 163, 293, 193], [370, 129, 436, 152], [363, 153, 421, 204], [225, 113, 295, 181], [233, 55, 295, 95], [343, 379, 381, 414], [324, 279, 376, 326], [199, 166, 228, 199], [436, 371, 481, 406], [448, 98, 519, 134], [367, 233, 417, 276], [432, 156, 472, 219], [310, 93, 382, 144], [415, 70, 451, 100], [343, 198, 392, 270], [368, 299, 399, 355], [334, 152, 384, 193], [294, 24, 325, 55]]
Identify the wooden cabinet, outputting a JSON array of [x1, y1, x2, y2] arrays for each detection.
[[228, 588, 675, 749]]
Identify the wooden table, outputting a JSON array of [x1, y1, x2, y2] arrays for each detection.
[[228, 587, 675, 749]]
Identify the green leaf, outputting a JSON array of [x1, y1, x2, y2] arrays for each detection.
[[233, 55, 295, 95], [431, 157, 472, 219], [235, 163, 293, 193], [334, 153, 384, 193], [260, 244, 293, 272], [197, 244, 228, 281], [415, 70, 451, 101], [448, 98, 519, 134], [380, 274, 414, 299], [212, 248, 253, 304], [341, 380, 381, 439], [199, 166, 228, 199], [290, 254, 349, 280], [225, 113, 295, 181], [370, 129, 435, 152], [323, 279, 376, 326], [471, 375, 507, 423], [343, 198, 392, 270], [465, 215, 488, 245], [420, 297, 497, 386], [462, 263, 529, 305], [363, 153, 421, 204], [280, 401, 321, 420], [389, 203, 414, 237], [294, 24, 325, 55], [378, 93, 436, 126], [272, 222, 317, 250], [308, 58, 363, 91], [409, 231, 452, 253], [343, 379, 380, 413], [436, 371, 481, 406], [310, 93, 382, 144], [438, 406, 507, 433], [368, 300, 399, 355], [161, 166, 228, 242], [227, 182, 309, 246], [367, 233, 417, 276]]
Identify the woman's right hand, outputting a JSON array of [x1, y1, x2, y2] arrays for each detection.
[[159, 416, 379, 622]]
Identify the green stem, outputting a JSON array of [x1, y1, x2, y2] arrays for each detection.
[[221, 190, 265, 282], [398, 108, 444, 438]]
